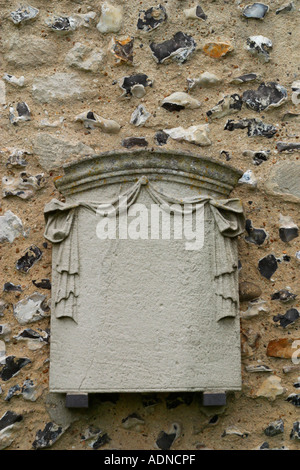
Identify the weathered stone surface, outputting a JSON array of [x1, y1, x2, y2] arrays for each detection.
[[267, 338, 300, 358], [10, 5, 39, 24], [2, 172, 45, 200], [187, 72, 221, 89], [32, 73, 86, 103], [33, 133, 94, 170], [0, 81, 6, 105], [264, 161, 300, 203], [65, 43, 105, 72], [4, 34, 56, 67]]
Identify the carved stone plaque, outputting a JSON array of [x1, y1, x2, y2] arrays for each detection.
[[44, 150, 245, 394]]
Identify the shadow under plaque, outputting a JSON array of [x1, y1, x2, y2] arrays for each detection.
[[43, 149, 245, 401]]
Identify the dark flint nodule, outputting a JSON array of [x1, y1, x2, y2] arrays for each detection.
[[162, 102, 185, 112], [156, 431, 176, 450], [150, 32, 196, 64], [252, 151, 269, 165], [195, 6, 207, 20], [242, 82, 287, 112], [246, 36, 272, 61], [276, 142, 300, 152], [16, 328, 48, 341], [245, 219, 267, 245], [86, 111, 96, 121], [16, 102, 30, 117], [286, 394, 300, 407], [258, 254, 278, 279], [120, 74, 152, 96], [243, 3, 269, 19], [264, 419, 284, 437], [137, 5, 167, 32], [206, 93, 243, 118], [51, 17, 71, 31], [276, 2, 295, 14], [16, 245, 42, 273], [225, 119, 277, 138], [3, 282, 22, 292], [32, 278, 51, 289], [279, 227, 299, 243], [32, 422, 64, 449], [113, 38, 134, 64], [91, 432, 111, 450], [290, 422, 300, 440], [271, 289, 297, 302], [220, 150, 231, 161], [231, 73, 258, 84], [0, 356, 31, 381], [122, 137, 148, 149], [0, 411, 23, 431], [273, 308, 300, 328], [154, 130, 169, 146]]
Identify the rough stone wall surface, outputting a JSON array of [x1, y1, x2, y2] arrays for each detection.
[[0, 0, 299, 450]]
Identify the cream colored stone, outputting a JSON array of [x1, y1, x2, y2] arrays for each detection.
[[163, 124, 211, 146], [75, 111, 121, 133], [97, 3, 123, 33], [32, 73, 85, 103], [65, 42, 105, 73], [161, 91, 201, 109], [255, 376, 286, 401]]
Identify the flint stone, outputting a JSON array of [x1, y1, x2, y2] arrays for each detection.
[[264, 419, 284, 437], [184, 5, 207, 21], [230, 73, 260, 85], [258, 254, 278, 279], [16, 245, 42, 273], [0, 356, 31, 381], [119, 74, 153, 97], [156, 423, 180, 450], [137, 4, 167, 32], [276, 2, 295, 14], [267, 338, 300, 358], [207, 94, 242, 120], [3, 282, 22, 292], [32, 422, 68, 449], [10, 5, 39, 24], [271, 289, 297, 302], [162, 92, 201, 111], [0, 411, 23, 450], [246, 35, 272, 62], [110, 37, 134, 65], [286, 394, 300, 407], [187, 72, 221, 89], [130, 105, 151, 126], [273, 308, 300, 328], [203, 41, 233, 59], [32, 73, 85, 103], [13, 293, 49, 325], [276, 142, 300, 153], [290, 421, 300, 439], [154, 130, 169, 146], [242, 3, 269, 19], [255, 376, 285, 401], [163, 124, 211, 146], [2, 74, 25, 87], [245, 219, 268, 245], [242, 82, 288, 112], [225, 118, 277, 138], [150, 32, 196, 64], [33, 133, 94, 171], [0, 211, 24, 243], [121, 137, 148, 148]]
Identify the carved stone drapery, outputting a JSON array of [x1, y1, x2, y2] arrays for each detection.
[[44, 176, 244, 323]]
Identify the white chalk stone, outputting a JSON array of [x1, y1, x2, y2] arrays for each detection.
[[130, 105, 151, 126], [163, 124, 211, 146], [97, 3, 123, 33], [0, 211, 24, 243], [3, 74, 25, 87], [161, 91, 201, 109], [75, 111, 121, 133], [13, 293, 49, 325], [187, 72, 221, 89]]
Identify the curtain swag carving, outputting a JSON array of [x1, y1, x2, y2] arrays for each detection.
[[44, 176, 245, 323]]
